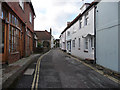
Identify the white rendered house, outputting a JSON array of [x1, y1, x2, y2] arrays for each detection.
[[60, 31, 66, 51], [63, 2, 97, 61], [51, 35, 55, 49]]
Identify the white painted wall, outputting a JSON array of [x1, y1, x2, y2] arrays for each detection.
[[51, 36, 55, 48], [66, 28, 71, 53], [60, 32, 66, 50], [96, 2, 120, 72], [66, 5, 95, 60]]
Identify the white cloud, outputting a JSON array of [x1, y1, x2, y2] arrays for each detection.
[[32, 0, 93, 39]]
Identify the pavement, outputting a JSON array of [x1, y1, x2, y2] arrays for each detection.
[[0, 54, 41, 89]]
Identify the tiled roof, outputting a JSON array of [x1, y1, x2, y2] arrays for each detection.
[[35, 30, 51, 40]]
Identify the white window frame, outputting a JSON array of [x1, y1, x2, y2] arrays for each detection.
[[29, 12, 32, 24], [85, 38, 88, 50]]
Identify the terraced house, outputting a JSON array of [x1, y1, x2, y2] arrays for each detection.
[[0, 1, 36, 64], [60, 2, 98, 62]]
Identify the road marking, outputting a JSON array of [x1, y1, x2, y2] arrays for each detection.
[[31, 60, 39, 90], [60, 50, 120, 85], [31, 50, 51, 90], [24, 69, 35, 75]]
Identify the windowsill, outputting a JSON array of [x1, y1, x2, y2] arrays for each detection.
[[10, 51, 19, 55], [78, 48, 80, 50], [84, 49, 88, 53]]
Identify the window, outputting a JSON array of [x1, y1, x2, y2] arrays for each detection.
[[2, 9, 8, 20], [9, 13, 21, 53], [91, 37, 94, 48], [2, 11, 3, 19], [79, 18, 82, 29], [26, 29, 32, 53], [79, 22, 82, 29], [12, 15, 15, 24], [85, 12, 88, 26], [72, 40, 75, 48], [85, 38, 88, 49], [29, 12, 32, 23], [67, 31, 70, 36], [19, 0, 24, 10], [78, 38, 80, 48]]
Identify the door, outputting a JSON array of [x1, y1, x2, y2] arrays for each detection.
[[0, 20, 7, 63]]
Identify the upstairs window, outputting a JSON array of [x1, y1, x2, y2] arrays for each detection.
[[84, 12, 88, 26], [91, 37, 94, 48], [79, 18, 82, 29], [29, 12, 32, 23], [19, 0, 24, 10], [67, 31, 70, 36]]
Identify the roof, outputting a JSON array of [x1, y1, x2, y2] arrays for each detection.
[[80, 3, 91, 10], [61, 1, 98, 35], [29, 2, 36, 16], [35, 30, 51, 40]]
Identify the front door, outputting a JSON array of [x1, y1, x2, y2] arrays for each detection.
[[0, 20, 7, 63]]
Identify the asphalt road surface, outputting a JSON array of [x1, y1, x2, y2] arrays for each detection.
[[10, 48, 120, 89]]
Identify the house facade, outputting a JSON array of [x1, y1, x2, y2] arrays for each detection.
[[0, 1, 35, 64], [71, 3, 96, 60], [60, 31, 66, 51], [96, 1, 120, 72], [35, 30, 51, 48], [60, 2, 97, 61], [51, 35, 55, 49]]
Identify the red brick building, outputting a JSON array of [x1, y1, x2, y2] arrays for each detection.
[[0, 1, 36, 64], [35, 30, 51, 48]]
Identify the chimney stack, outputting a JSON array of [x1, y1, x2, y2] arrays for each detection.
[[67, 22, 71, 26]]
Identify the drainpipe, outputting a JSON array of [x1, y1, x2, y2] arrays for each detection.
[[0, 1, 2, 62], [94, 5, 97, 64]]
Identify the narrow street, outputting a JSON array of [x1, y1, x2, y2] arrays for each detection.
[[11, 48, 120, 89]]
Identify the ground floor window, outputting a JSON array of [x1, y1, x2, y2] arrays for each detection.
[[85, 38, 88, 49], [78, 38, 81, 48], [72, 40, 75, 48], [91, 37, 94, 48], [9, 26, 20, 53], [26, 29, 32, 53]]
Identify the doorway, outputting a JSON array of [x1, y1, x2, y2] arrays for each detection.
[[0, 20, 7, 63]]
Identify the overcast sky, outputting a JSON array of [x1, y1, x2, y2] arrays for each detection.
[[32, 0, 94, 39]]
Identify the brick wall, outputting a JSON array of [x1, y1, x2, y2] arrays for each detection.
[[7, 2, 34, 32], [8, 52, 20, 64]]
